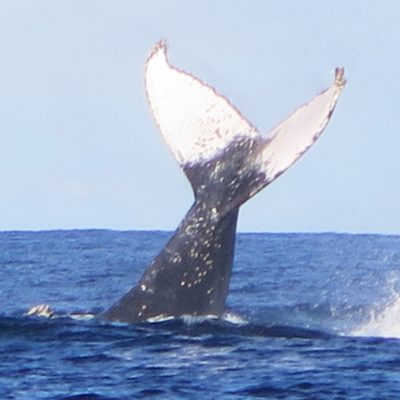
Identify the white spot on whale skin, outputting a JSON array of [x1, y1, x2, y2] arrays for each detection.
[[209, 207, 219, 221], [202, 253, 210, 261], [203, 239, 211, 249], [171, 253, 182, 263]]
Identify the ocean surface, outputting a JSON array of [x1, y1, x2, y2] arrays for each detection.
[[1, 230, 400, 399]]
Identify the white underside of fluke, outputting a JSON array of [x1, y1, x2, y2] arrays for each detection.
[[255, 68, 345, 182], [145, 41, 345, 184], [145, 41, 259, 166]]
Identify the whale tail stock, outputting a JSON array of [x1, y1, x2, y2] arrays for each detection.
[[103, 42, 345, 323]]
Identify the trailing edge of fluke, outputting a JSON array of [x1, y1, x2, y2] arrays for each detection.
[[102, 41, 346, 323]]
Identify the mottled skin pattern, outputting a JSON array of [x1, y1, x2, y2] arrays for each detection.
[[103, 136, 266, 322], [103, 207, 239, 322]]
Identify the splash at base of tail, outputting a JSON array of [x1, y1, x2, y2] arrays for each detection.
[[103, 42, 345, 323]]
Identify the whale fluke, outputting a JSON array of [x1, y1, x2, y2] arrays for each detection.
[[103, 42, 345, 323]]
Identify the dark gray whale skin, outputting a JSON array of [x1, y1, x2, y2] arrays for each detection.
[[103, 137, 265, 323], [103, 208, 239, 322]]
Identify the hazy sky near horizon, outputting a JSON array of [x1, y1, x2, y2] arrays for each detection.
[[1, 1, 399, 234]]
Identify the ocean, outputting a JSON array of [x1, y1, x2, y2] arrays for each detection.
[[1, 230, 400, 399]]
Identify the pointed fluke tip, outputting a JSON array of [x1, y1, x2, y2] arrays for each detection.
[[147, 39, 168, 61], [335, 67, 346, 87]]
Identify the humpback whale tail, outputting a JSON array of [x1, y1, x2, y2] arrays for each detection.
[[103, 42, 345, 323]]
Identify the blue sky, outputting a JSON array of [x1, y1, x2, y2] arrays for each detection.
[[1, 1, 399, 234]]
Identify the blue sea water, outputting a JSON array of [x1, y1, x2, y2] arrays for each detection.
[[1, 230, 400, 399]]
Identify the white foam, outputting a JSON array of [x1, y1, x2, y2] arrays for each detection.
[[181, 314, 219, 324], [222, 311, 249, 325], [25, 304, 95, 321], [351, 294, 400, 339], [25, 304, 55, 318], [146, 314, 176, 323], [146, 313, 219, 324], [69, 313, 96, 321], [146, 312, 248, 325]]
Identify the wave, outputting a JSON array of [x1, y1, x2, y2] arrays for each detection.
[[4, 294, 400, 342], [0, 313, 332, 342], [139, 316, 333, 339]]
